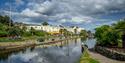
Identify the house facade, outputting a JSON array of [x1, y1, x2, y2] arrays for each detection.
[[25, 24, 84, 35]]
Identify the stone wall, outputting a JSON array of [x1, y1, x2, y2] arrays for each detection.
[[95, 46, 125, 61]]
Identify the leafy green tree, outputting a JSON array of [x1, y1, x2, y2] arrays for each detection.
[[74, 28, 77, 34], [34, 31, 48, 36], [59, 29, 64, 35], [0, 15, 13, 26], [0, 23, 8, 37], [8, 26, 22, 36], [114, 20, 125, 30], [30, 27, 36, 35], [74, 27, 78, 34], [95, 25, 120, 46], [42, 22, 49, 26], [21, 26, 27, 35], [79, 30, 88, 37]]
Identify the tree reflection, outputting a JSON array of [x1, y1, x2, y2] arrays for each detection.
[[80, 37, 87, 42]]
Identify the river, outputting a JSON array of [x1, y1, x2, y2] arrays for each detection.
[[0, 38, 96, 63]]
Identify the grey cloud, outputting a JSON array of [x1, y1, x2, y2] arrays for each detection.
[[1, 0, 125, 30]]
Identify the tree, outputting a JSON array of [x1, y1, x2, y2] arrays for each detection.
[[79, 30, 88, 37], [0, 15, 14, 37], [22, 26, 27, 33], [114, 21, 125, 30], [59, 29, 64, 35], [95, 25, 119, 46], [42, 22, 49, 26], [113, 20, 125, 48], [34, 31, 48, 36], [8, 26, 22, 36], [0, 23, 8, 37], [74, 28, 77, 34], [0, 15, 13, 26], [30, 27, 35, 35], [74, 26, 78, 35]]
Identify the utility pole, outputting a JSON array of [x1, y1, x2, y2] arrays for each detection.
[[9, 1, 12, 27]]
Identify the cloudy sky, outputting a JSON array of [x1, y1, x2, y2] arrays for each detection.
[[0, 0, 125, 30]]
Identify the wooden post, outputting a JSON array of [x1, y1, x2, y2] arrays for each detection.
[[122, 34, 125, 48]]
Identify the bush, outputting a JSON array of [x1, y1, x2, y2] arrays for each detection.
[[34, 31, 47, 36], [95, 20, 125, 47], [37, 38, 45, 42], [95, 25, 119, 46]]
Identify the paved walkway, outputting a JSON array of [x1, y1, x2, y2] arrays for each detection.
[[89, 50, 125, 63]]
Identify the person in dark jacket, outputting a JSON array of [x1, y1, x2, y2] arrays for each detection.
[[81, 43, 84, 53]]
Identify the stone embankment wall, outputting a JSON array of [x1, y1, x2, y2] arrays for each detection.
[[95, 46, 125, 61]]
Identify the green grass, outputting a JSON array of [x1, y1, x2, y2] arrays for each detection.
[[0, 37, 24, 42], [118, 40, 122, 48], [79, 48, 100, 63]]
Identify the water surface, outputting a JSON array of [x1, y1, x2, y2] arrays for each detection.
[[0, 38, 96, 63]]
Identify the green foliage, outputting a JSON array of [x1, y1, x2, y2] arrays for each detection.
[[74, 28, 77, 34], [80, 30, 88, 37], [0, 37, 24, 42], [79, 48, 100, 63], [0, 15, 14, 37], [95, 20, 125, 47], [34, 31, 48, 36], [0, 15, 49, 42], [30, 27, 36, 35], [0, 15, 13, 26], [0, 31, 8, 37], [63, 29, 72, 36], [114, 20, 125, 30], [0, 23, 8, 37], [37, 38, 45, 42], [8, 26, 22, 36], [42, 22, 49, 26], [21, 31, 32, 37], [59, 29, 63, 34], [59, 28, 72, 36]]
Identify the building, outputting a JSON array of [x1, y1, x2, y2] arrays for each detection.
[[25, 24, 84, 35]]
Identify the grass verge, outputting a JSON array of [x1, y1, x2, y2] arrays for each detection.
[[79, 48, 100, 63]]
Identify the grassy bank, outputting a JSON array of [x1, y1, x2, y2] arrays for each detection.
[[0, 37, 24, 42], [0, 36, 42, 42], [79, 48, 99, 63]]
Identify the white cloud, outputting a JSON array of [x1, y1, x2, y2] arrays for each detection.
[[21, 8, 40, 17], [15, 0, 24, 5], [1, 0, 125, 30], [27, 1, 55, 14], [71, 16, 92, 23]]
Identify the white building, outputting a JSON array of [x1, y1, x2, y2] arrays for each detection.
[[25, 24, 84, 34]]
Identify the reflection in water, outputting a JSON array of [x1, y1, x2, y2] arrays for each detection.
[[81, 38, 96, 49], [0, 38, 96, 63], [0, 48, 27, 61], [81, 37, 87, 42]]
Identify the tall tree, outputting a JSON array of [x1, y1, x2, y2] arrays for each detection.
[[30, 27, 35, 35], [8, 26, 22, 36], [74, 26, 78, 35], [80, 30, 88, 37], [0, 15, 13, 26], [95, 25, 120, 46], [59, 29, 64, 35], [42, 22, 49, 26]]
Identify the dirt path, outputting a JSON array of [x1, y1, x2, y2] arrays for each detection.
[[89, 50, 125, 63]]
